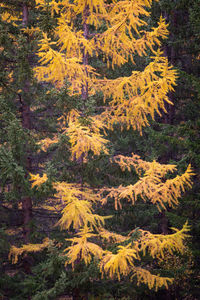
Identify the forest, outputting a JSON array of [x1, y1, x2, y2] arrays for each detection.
[[0, 0, 199, 299]]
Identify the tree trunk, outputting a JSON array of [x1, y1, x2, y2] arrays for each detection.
[[81, 6, 89, 102], [159, 211, 169, 235], [163, 10, 177, 125], [21, 3, 33, 244]]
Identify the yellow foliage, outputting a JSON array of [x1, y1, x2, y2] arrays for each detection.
[[34, 32, 98, 92], [100, 245, 139, 280], [102, 156, 193, 211], [149, 164, 194, 210], [34, 1, 177, 134], [55, 15, 97, 57], [98, 9, 167, 68], [60, 191, 189, 291], [31, 0, 191, 292], [99, 223, 188, 287], [138, 222, 190, 259], [35, 0, 60, 17], [35, 110, 109, 160], [54, 182, 109, 230], [22, 26, 41, 36], [65, 227, 104, 268], [98, 228, 127, 243], [38, 136, 59, 151], [0, 4, 21, 24], [29, 173, 48, 188], [71, 0, 108, 28], [97, 51, 177, 132], [9, 238, 51, 264], [132, 267, 173, 291], [112, 153, 176, 175], [66, 111, 109, 161], [36, 0, 108, 28]]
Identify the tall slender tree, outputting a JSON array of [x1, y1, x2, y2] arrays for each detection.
[[8, 0, 194, 291]]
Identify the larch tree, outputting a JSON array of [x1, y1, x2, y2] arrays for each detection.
[[7, 0, 194, 292]]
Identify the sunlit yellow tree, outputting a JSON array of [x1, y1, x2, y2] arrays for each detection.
[[10, 0, 194, 291]]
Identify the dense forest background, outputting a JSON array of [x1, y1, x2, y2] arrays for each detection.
[[0, 0, 199, 299]]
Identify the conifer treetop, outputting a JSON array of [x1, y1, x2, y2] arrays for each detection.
[[34, 0, 177, 132]]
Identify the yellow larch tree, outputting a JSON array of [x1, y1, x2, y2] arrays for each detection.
[[9, 0, 194, 292]]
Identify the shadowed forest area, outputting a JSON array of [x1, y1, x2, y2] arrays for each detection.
[[0, 1, 200, 299]]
